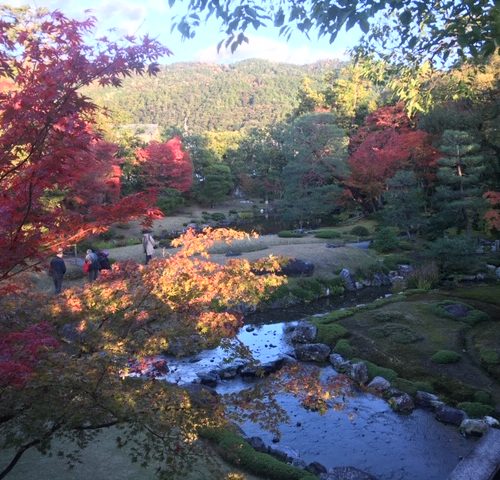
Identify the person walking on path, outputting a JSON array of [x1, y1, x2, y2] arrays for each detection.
[[85, 249, 100, 282], [49, 249, 66, 294], [142, 230, 156, 264]]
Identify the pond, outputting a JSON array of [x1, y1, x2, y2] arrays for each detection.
[[161, 295, 477, 480]]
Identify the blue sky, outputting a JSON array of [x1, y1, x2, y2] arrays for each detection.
[[10, 0, 361, 64]]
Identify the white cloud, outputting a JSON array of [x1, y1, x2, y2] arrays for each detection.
[[194, 35, 348, 65]]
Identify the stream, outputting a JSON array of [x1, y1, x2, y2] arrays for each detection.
[[160, 289, 476, 480]]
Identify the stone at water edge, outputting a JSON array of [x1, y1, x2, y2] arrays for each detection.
[[435, 405, 468, 426], [388, 393, 415, 413], [321, 466, 378, 480], [290, 321, 318, 344], [460, 419, 489, 436], [339, 268, 356, 291], [415, 390, 440, 409], [248, 436, 268, 452], [484, 416, 500, 428], [294, 343, 331, 362], [366, 376, 391, 393], [329, 353, 347, 370], [346, 362, 369, 385], [306, 461, 328, 475]]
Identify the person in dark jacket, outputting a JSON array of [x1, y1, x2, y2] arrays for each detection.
[[49, 250, 66, 294]]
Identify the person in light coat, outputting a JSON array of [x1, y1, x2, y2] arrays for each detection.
[[142, 230, 156, 264]]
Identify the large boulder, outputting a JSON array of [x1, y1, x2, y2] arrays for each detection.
[[183, 384, 219, 409], [306, 461, 328, 475], [196, 371, 219, 387], [460, 419, 489, 436], [290, 321, 318, 344], [339, 268, 356, 291], [415, 391, 440, 409], [281, 258, 315, 277], [294, 343, 331, 362], [371, 272, 391, 287], [248, 436, 268, 452], [388, 393, 415, 413], [322, 466, 378, 480], [367, 376, 391, 393], [346, 362, 369, 385], [435, 405, 467, 425]]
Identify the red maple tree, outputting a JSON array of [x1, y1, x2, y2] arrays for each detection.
[[0, 7, 170, 282], [346, 104, 439, 210], [135, 137, 194, 193]]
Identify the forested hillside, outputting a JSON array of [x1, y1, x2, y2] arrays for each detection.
[[85, 59, 342, 133]]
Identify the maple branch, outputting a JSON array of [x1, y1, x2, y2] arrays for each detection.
[[0, 422, 61, 480]]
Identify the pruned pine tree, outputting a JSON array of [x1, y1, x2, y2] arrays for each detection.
[[434, 130, 487, 235]]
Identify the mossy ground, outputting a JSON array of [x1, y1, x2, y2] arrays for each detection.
[[315, 287, 500, 413]]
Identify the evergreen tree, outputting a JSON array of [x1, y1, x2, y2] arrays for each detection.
[[433, 130, 487, 235], [278, 113, 349, 227], [195, 163, 233, 207], [383, 170, 425, 238]]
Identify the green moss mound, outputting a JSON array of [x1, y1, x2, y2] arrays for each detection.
[[314, 323, 349, 346], [369, 323, 423, 344], [334, 339, 354, 358], [200, 428, 317, 480], [432, 301, 490, 325], [431, 350, 462, 364], [457, 402, 495, 418], [480, 349, 500, 365], [363, 360, 398, 382]]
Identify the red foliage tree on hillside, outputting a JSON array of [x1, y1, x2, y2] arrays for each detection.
[[135, 137, 194, 193], [0, 7, 170, 282]]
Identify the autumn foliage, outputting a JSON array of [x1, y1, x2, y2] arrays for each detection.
[[0, 227, 287, 477], [346, 104, 440, 209], [135, 137, 194, 193], [0, 7, 170, 281]]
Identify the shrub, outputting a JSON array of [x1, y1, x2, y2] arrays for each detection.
[[406, 262, 440, 290], [457, 402, 495, 418], [432, 301, 489, 325], [314, 323, 349, 346], [350, 225, 370, 237], [426, 236, 480, 274], [382, 254, 411, 271], [480, 349, 500, 365], [473, 390, 493, 405], [372, 227, 399, 253], [314, 229, 341, 239], [431, 350, 461, 364], [157, 187, 185, 215], [278, 230, 306, 238], [334, 339, 354, 358], [211, 212, 226, 222]]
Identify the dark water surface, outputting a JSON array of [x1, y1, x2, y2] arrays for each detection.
[[162, 289, 476, 479]]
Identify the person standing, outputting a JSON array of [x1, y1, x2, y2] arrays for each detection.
[[142, 230, 156, 264], [49, 249, 66, 294], [85, 249, 99, 282]]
